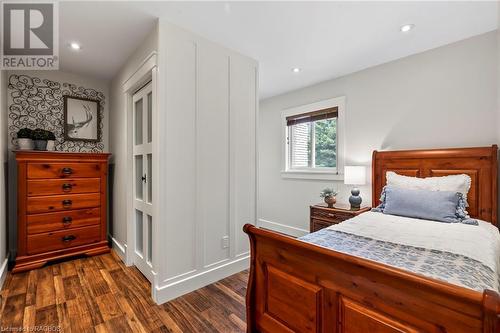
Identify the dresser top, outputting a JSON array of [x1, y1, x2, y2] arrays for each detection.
[[14, 150, 111, 154], [14, 150, 111, 161]]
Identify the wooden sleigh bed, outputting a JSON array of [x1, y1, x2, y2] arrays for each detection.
[[244, 145, 500, 333]]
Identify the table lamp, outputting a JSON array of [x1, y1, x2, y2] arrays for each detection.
[[344, 166, 366, 210]]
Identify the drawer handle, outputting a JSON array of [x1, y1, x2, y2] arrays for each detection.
[[62, 199, 72, 208], [61, 167, 73, 176], [62, 183, 73, 192], [62, 235, 76, 242], [327, 213, 335, 217], [62, 216, 73, 225]]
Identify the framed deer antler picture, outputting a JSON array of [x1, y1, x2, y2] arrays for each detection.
[[63, 95, 100, 142]]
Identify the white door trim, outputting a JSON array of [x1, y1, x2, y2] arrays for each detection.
[[122, 52, 159, 291]]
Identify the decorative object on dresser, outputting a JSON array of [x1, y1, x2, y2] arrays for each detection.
[[32, 128, 53, 151], [344, 165, 366, 210], [13, 151, 111, 273], [319, 188, 338, 207], [16, 128, 33, 150], [46, 131, 56, 151], [310, 204, 370, 232]]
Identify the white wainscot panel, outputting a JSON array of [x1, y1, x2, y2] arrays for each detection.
[[198, 42, 231, 268]]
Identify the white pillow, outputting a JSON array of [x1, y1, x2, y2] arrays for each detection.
[[385, 171, 471, 197]]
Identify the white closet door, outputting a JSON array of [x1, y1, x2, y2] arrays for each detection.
[[132, 82, 154, 282]]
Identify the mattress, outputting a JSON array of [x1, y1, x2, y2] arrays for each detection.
[[299, 211, 500, 291]]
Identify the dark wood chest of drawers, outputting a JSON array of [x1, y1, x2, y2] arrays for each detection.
[[14, 151, 111, 273], [310, 204, 371, 232]]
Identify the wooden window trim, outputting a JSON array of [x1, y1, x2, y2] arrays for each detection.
[[286, 106, 338, 126]]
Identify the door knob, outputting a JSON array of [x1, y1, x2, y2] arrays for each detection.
[[142, 174, 147, 183]]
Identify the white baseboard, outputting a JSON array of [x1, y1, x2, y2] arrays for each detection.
[[153, 255, 249, 304], [0, 255, 9, 290], [258, 218, 308, 237], [110, 236, 126, 262]]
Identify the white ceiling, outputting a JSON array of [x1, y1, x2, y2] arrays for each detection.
[[59, 2, 157, 81], [60, 1, 498, 99]]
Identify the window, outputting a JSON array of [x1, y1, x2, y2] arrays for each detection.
[[287, 107, 337, 169], [281, 97, 345, 180]]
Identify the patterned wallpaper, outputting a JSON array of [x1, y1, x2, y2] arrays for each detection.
[[8, 74, 105, 152]]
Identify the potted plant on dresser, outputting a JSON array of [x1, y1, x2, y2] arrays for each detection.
[[16, 128, 33, 150], [32, 128, 49, 151]]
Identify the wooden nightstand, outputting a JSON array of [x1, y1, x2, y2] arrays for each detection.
[[310, 204, 371, 232]]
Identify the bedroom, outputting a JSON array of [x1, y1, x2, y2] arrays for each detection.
[[0, 1, 499, 332]]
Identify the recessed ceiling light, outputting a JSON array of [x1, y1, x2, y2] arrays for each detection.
[[69, 42, 81, 50], [400, 24, 415, 33], [292, 68, 301, 73]]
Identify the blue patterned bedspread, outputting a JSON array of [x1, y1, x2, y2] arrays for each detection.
[[299, 229, 497, 291]]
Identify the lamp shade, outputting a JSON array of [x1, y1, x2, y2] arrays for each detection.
[[344, 166, 366, 185]]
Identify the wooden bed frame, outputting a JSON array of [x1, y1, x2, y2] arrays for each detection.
[[244, 145, 500, 333]]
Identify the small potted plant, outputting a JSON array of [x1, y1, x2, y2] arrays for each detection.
[[16, 128, 33, 150], [32, 128, 49, 151], [46, 130, 56, 151], [320, 188, 338, 208]]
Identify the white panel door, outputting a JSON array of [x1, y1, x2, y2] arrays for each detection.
[[132, 82, 154, 282]]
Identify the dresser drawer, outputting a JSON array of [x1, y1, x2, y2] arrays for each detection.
[[27, 178, 100, 196], [27, 225, 101, 255], [27, 208, 100, 234], [27, 163, 101, 179], [27, 193, 100, 214]]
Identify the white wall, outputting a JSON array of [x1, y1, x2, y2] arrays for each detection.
[[155, 20, 257, 303], [0, 70, 7, 288], [109, 25, 159, 259], [6, 70, 110, 258], [259, 31, 498, 236]]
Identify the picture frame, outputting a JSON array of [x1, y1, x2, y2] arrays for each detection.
[[63, 95, 101, 142]]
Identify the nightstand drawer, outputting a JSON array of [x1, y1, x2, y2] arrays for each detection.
[[310, 205, 370, 233], [311, 219, 336, 232], [311, 209, 351, 222]]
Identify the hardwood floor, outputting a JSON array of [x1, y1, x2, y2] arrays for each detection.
[[0, 251, 248, 332]]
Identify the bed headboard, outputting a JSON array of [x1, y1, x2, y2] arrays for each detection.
[[372, 145, 498, 225]]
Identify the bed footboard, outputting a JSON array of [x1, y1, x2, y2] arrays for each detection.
[[244, 224, 500, 333]]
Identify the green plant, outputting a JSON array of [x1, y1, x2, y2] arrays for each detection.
[[320, 188, 338, 198], [17, 128, 33, 139], [32, 128, 49, 141], [46, 130, 56, 141]]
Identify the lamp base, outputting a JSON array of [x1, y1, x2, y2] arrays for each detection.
[[349, 187, 362, 210]]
